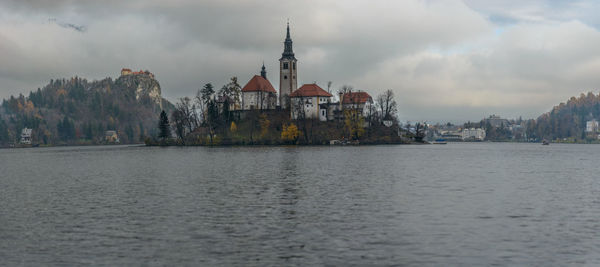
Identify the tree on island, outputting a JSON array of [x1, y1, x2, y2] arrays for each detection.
[[344, 109, 365, 140], [219, 77, 242, 109], [200, 83, 215, 105], [377, 89, 397, 125], [158, 110, 170, 139]]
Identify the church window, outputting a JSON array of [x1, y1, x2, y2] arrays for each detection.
[[284, 75, 287, 79], [283, 63, 289, 69], [293, 62, 296, 69], [293, 76, 295, 79]]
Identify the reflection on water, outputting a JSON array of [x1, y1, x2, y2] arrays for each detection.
[[1, 143, 600, 266]]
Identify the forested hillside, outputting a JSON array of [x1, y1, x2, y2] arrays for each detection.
[[526, 92, 600, 141], [0, 73, 173, 146]]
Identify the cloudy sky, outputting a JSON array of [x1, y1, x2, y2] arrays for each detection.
[[1, 0, 600, 122]]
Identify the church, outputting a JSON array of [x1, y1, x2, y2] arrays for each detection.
[[240, 23, 348, 121], [241, 23, 299, 111]]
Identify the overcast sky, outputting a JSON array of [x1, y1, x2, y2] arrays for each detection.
[[1, 0, 600, 122]]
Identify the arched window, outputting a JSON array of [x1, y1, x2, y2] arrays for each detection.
[[284, 75, 287, 79], [283, 63, 289, 69]]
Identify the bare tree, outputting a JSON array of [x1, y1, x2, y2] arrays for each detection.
[[291, 96, 312, 142], [338, 85, 353, 96], [171, 108, 186, 142], [176, 97, 198, 133], [254, 91, 275, 110], [376, 89, 397, 123]]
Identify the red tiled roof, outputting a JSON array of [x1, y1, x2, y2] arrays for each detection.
[[342, 92, 372, 104], [121, 68, 132, 72], [290, 84, 333, 97], [242, 75, 277, 93]]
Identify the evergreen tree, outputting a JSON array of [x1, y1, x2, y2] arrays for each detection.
[[139, 122, 145, 142], [0, 119, 9, 144], [200, 83, 215, 105], [158, 110, 170, 139]]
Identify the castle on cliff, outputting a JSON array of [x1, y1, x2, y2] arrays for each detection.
[[121, 68, 155, 79]]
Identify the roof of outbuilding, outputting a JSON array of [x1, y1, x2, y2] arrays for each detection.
[[290, 84, 333, 97], [342, 92, 372, 104], [242, 75, 277, 93]]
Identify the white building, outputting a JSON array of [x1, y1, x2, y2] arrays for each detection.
[[586, 120, 599, 133], [462, 128, 486, 141], [340, 91, 374, 117], [20, 128, 32, 144], [241, 66, 277, 110], [290, 84, 333, 121]]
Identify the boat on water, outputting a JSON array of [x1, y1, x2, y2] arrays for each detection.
[[431, 139, 447, 145], [542, 139, 550, 145]]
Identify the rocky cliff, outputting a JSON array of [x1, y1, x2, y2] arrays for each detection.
[[115, 73, 164, 109]]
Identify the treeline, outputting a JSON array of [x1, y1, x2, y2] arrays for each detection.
[[0, 75, 171, 146], [526, 92, 600, 141]]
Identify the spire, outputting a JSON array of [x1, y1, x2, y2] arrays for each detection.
[[260, 62, 267, 79], [281, 21, 295, 59]]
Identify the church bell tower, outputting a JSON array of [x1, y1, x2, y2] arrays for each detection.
[[279, 22, 297, 108]]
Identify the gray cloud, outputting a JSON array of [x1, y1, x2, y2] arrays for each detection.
[[49, 18, 87, 32], [1, 0, 600, 123]]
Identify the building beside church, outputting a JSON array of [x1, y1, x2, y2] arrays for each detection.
[[290, 83, 333, 121], [340, 91, 373, 116], [241, 64, 277, 110]]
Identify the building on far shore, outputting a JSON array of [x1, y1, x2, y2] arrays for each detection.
[[586, 120, 599, 133], [20, 128, 32, 145], [462, 128, 486, 141], [290, 83, 333, 121], [485, 115, 510, 128], [105, 130, 120, 143]]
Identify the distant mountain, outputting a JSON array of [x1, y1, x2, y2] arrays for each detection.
[[526, 92, 600, 141], [0, 72, 173, 146]]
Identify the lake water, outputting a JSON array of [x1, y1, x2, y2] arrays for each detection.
[[1, 143, 600, 266]]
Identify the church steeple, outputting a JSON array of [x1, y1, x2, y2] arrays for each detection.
[[260, 63, 267, 79], [279, 22, 298, 108], [282, 22, 295, 59]]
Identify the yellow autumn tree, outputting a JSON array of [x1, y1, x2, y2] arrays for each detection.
[[259, 114, 270, 138], [281, 123, 299, 143], [24, 100, 35, 114], [230, 121, 238, 133], [344, 109, 365, 140], [56, 88, 67, 97]]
